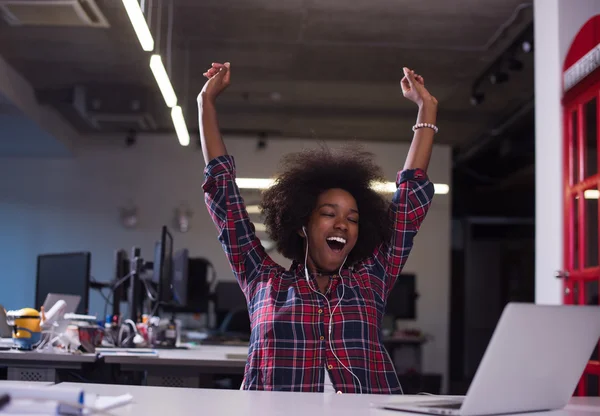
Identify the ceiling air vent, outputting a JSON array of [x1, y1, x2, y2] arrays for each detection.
[[72, 85, 158, 132], [0, 0, 109, 28]]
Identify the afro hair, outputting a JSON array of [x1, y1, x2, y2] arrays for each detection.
[[259, 143, 392, 265]]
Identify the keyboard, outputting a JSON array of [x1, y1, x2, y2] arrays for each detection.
[[421, 402, 463, 410]]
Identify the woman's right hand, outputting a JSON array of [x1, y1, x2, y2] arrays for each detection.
[[198, 62, 231, 104]]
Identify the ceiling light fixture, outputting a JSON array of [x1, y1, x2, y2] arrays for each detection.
[[522, 40, 533, 53], [246, 205, 262, 214], [122, 0, 154, 51], [171, 106, 190, 146], [237, 179, 450, 195], [150, 54, 177, 108]]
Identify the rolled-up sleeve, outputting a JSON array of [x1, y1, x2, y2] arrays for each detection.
[[369, 168, 434, 300]]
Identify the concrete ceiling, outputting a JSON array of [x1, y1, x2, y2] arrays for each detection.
[[0, 0, 534, 149]]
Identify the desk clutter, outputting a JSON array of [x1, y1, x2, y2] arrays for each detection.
[[0, 225, 251, 353], [0, 224, 435, 393]]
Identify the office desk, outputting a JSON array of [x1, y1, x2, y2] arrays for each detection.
[[0, 350, 97, 382], [49, 382, 600, 416], [97, 345, 248, 388], [0, 380, 54, 386]]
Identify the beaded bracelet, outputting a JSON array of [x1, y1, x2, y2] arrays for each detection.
[[412, 122, 439, 134]]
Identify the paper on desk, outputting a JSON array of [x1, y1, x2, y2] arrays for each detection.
[[86, 392, 133, 411], [0, 384, 133, 415]]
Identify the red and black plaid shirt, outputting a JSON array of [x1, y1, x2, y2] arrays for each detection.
[[202, 155, 434, 394]]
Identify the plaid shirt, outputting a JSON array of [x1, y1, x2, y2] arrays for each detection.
[[202, 155, 434, 394]]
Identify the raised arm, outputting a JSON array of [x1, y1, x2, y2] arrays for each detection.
[[401, 67, 437, 172], [199, 62, 279, 295], [198, 62, 231, 165], [370, 67, 437, 301]]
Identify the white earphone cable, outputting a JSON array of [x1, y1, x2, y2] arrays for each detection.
[[303, 227, 363, 394]]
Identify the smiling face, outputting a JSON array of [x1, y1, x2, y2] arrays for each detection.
[[301, 188, 359, 273]]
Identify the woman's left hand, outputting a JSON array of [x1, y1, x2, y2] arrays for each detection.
[[401, 67, 438, 108]]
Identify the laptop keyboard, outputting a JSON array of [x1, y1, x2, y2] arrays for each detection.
[[422, 402, 463, 409]]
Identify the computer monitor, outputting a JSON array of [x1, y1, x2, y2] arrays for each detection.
[[185, 257, 211, 314], [172, 248, 189, 306], [161, 253, 212, 314], [112, 249, 129, 317], [154, 226, 174, 305], [35, 252, 91, 315], [385, 273, 417, 319], [214, 281, 249, 333]]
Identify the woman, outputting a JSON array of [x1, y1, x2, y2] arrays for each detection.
[[199, 62, 437, 394]]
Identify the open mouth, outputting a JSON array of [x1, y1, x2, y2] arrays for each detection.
[[326, 236, 347, 253]]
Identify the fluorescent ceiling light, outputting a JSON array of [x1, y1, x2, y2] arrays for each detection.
[[236, 178, 275, 189], [434, 184, 450, 195], [171, 106, 190, 146], [254, 223, 267, 232], [246, 205, 261, 214], [237, 178, 450, 195], [150, 54, 177, 107], [122, 0, 154, 51]]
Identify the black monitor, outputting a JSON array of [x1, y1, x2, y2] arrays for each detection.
[[185, 257, 211, 313], [112, 249, 129, 317], [214, 281, 249, 333], [161, 254, 212, 314], [35, 252, 91, 315], [171, 249, 189, 306], [154, 226, 174, 305], [385, 273, 417, 320]]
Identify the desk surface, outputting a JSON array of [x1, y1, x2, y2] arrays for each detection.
[[0, 380, 54, 386], [98, 345, 248, 368], [0, 350, 97, 363], [49, 382, 600, 416]]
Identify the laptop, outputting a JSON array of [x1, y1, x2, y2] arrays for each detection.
[[42, 293, 81, 316], [383, 303, 600, 416]]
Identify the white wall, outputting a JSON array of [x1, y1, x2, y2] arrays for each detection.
[[533, 0, 600, 304], [0, 133, 451, 388]]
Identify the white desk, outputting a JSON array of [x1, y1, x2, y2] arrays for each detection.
[[0, 350, 97, 382], [98, 345, 248, 369], [0, 380, 53, 386], [48, 382, 600, 416], [97, 345, 248, 387], [0, 345, 247, 387], [0, 350, 97, 364]]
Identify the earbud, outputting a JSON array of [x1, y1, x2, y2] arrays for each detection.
[[302, 226, 307, 237]]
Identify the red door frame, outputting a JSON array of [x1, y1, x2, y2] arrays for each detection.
[[562, 68, 600, 397]]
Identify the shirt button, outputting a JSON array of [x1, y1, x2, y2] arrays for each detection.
[[320, 336, 324, 341], [328, 364, 333, 370], [318, 309, 323, 314]]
